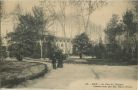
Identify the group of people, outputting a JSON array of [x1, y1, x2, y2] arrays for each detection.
[[50, 49, 65, 69], [52, 57, 63, 69]]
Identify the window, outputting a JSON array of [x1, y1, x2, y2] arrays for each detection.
[[61, 43, 63, 47]]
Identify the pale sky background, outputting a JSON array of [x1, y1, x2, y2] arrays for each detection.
[[1, 0, 134, 43]]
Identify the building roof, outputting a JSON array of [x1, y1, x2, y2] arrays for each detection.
[[55, 37, 72, 42]]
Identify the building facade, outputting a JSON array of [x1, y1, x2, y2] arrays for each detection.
[[55, 37, 73, 54]]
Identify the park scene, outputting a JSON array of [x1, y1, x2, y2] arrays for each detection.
[[0, 0, 137, 90]]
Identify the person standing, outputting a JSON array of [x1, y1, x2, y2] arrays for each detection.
[[51, 53, 57, 69]]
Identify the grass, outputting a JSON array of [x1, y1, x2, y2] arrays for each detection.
[[0, 61, 48, 88]]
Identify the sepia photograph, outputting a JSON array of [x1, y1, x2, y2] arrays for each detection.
[[0, 0, 138, 90]]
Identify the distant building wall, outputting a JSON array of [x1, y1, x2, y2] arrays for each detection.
[[55, 37, 73, 54]]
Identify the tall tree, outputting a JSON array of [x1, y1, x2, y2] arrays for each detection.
[[94, 38, 105, 59], [71, 0, 107, 33], [7, 6, 46, 60], [105, 14, 120, 44], [122, 10, 137, 59], [72, 33, 91, 59], [104, 14, 123, 59], [0, 1, 4, 61], [59, 1, 68, 54], [105, 10, 137, 61]]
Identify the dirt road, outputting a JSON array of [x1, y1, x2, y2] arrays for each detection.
[[15, 63, 137, 90]]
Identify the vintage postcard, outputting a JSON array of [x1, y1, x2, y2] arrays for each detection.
[[0, 0, 137, 90]]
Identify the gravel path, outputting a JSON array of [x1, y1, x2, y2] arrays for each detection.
[[15, 63, 137, 90]]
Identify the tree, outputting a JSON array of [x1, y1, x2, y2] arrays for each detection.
[[58, 1, 68, 54], [33, 6, 47, 59], [71, 0, 107, 33], [44, 35, 56, 59], [105, 14, 120, 44], [104, 14, 123, 59], [0, 1, 4, 62], [7, 6, 46, 61], [123, 10, 137, 35], [72, 33, 91, 59], [40, 0, 107, 54], [0, 1, 3, 18], [7, 14, 38, 60], [122, 10, 137, 60], [94, 38, 105, 59], [47, 1, 69, 54], [104, 10, 137, 62]]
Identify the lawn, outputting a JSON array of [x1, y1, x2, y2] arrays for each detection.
[[0, 61, 48, 88]]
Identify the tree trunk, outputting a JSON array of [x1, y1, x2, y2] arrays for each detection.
[[79, 53, 82, 59], [52, 59, 56, 69]]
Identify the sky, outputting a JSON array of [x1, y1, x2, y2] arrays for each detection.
[[1, 0, 134, 42]]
